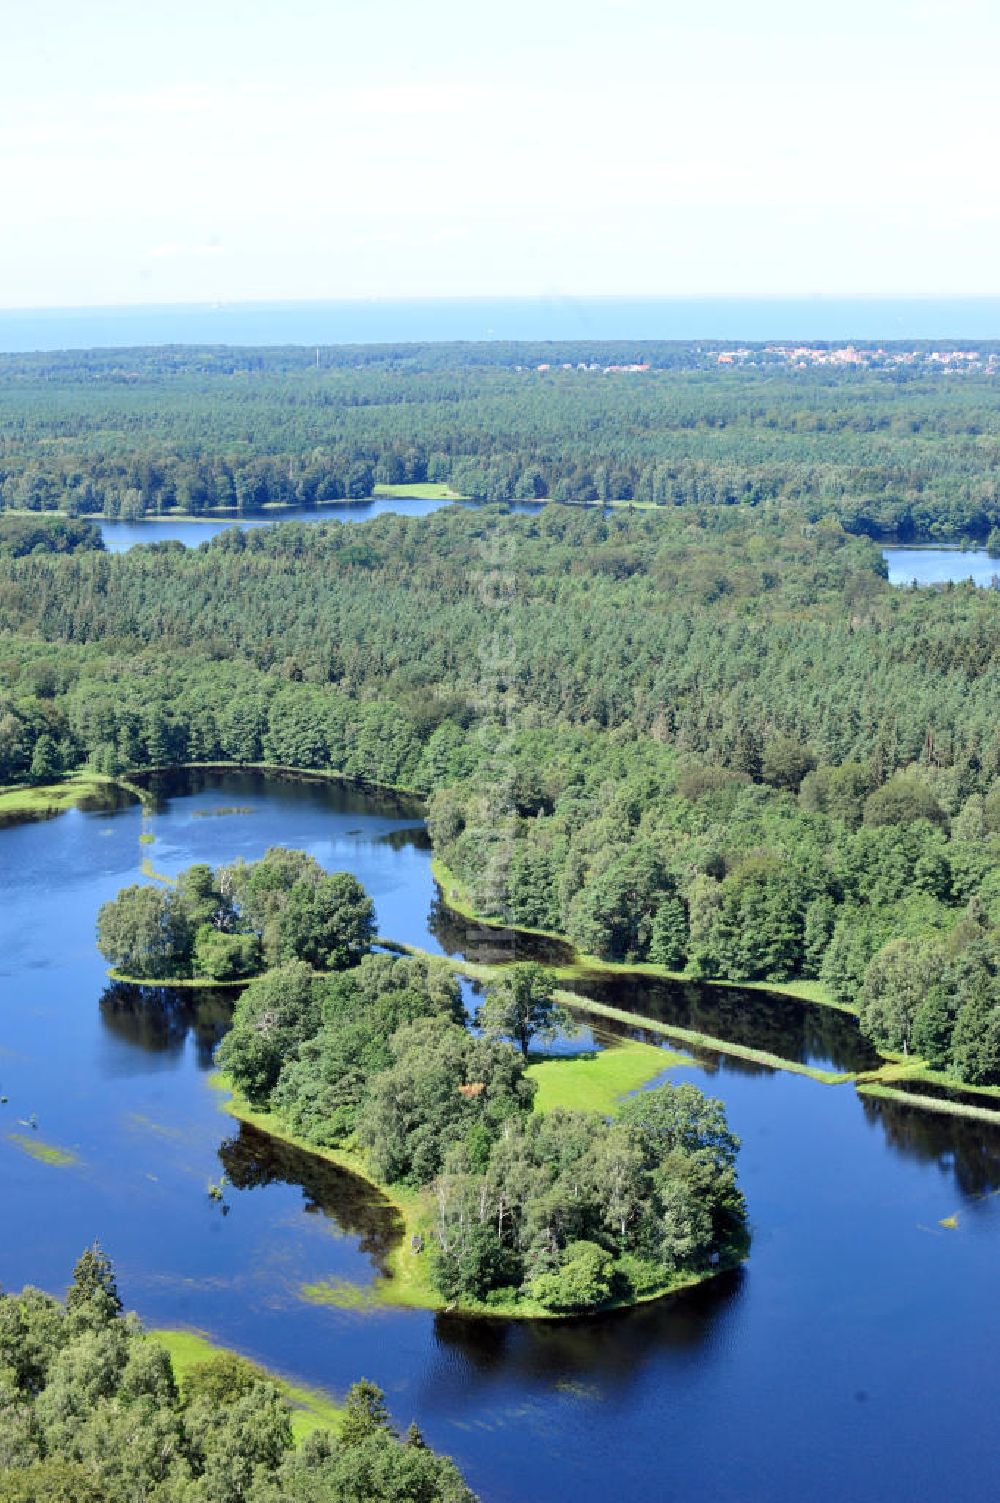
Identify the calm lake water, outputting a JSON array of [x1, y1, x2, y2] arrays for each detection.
[[883, 546, 1000, 587], [2, 769, 1000, 1501], [99, 499, 543, 552]]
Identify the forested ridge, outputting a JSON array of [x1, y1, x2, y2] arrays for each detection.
[[5, 346, 1000, 535]]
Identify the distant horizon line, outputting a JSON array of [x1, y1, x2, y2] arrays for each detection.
[[6, 293, 1000, 317], [5, 294, 1000, 353]]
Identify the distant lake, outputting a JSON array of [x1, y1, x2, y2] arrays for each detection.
[[100, 497, 542, 551], [883, 546, 1000, 588]]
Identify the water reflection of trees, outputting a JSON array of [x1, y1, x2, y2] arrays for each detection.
[[429, 899, 576, 967], [134, 766, 426, 823], [434, 1267, 744, 1392], [568, 971, 878, 1074], [218, 1122, 399, 1273], [99, 982, 233, 1067], [378, 825, 432, 852], [860, 1094, 1000, 1201], [430, 894, 877, 1072]]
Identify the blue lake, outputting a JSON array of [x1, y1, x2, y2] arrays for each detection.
[[883, 546, 1000, 588], [98, 498, 541, 551], [3, 769, 1000, 1501]]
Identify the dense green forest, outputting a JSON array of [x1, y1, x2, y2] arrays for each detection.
[[4, 344, 1000, 536], [4, 341, 1000, 1084], [95, 851, 747, 1312], [0, 1247, 475, 1502], [4, 498, 1000, 1080]]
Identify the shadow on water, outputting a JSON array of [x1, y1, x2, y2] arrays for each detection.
[[218, 1122, 401, 1275], [132, 765, 427, 823], [99, 982, 234, 1068], [566, 970, 881, 1074], [429, 899, 577, 967], [435, 1266, 745, 1388]]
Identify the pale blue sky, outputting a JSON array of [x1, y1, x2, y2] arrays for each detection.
[[3, 0, 999, 307]]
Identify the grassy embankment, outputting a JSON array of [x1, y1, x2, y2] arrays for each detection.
[[853, 1057, 1000, 1123], [429, 857, 1000, 1110], [0, 771, 152, 828], [150, 1328, 342, 1443], [210, 1032, 721, 1321], [0, 773, 115, 825]]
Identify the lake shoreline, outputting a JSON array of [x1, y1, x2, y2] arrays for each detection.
[[14, 763, 1000, 1120], [211, 1070, 742, 1323]]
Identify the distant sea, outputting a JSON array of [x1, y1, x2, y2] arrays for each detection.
[[3, 297, 1000, 352]]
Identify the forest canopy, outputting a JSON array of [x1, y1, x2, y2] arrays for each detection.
[[3, 344, 1000, 537], [5, 349, 1000, 1085], [0, 1247, 476, 1503]]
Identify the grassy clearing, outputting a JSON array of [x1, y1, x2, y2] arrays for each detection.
[[150, 1328, 342, 1443], [6, 1132, 79, 1167], [372, 482, 468, 500], [526, 1040, 691, 1116], [0, 773, 112, 825], [855, 1057, 1000, 1102], [857, 1082, 1000, 1124]]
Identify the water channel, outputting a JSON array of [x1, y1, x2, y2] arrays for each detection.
[[2, 769, 999, 1501]]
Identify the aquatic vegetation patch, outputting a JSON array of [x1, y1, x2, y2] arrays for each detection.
[[6, 1132, 78, 1167], [123, 1111, 185, 1140], [298, 1278, 385, 1312], [190, 805, 256, 817]]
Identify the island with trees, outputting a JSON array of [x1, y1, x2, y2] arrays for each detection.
[[96, 849, 375, 982], [95, 852, 748, 1317]]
